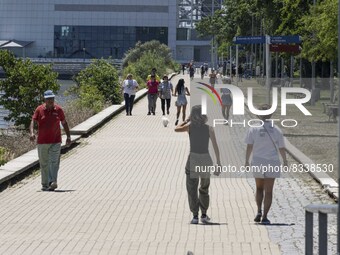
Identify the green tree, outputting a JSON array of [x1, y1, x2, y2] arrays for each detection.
[[300, 0, 337, 62], [75, 59, 121, 104], [122, 40, 175, 69], [0, 50, 59, 129], [276, 0, 311, 35]]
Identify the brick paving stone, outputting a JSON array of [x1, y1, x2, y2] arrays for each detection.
[[0, 73, 336, 254]]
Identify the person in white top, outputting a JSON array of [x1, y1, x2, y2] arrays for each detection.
[[122, 74, 139, 116], [244, 104, 288, 225]]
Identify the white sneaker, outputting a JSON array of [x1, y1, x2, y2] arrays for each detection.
[[190, 217, 199, 224], [201, 215, 211, 224], [49, 182, 58, 191]]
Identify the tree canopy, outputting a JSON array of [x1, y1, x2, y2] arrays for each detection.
[[0, 50, 59, 129], [195, 0, 338, 64]]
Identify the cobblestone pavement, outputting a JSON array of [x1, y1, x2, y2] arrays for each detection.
[[0, 74, 336, 255]]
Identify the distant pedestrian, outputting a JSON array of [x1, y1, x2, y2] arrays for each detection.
[[204, 63, 208, 75], [122, 74, 139, 116], [200, 65, 205, 79], [29, 90, 71, 191], [174, 78, 190, 125], [231, 65, 236, 81], [159, 74, 173, 115], [189, 65, 195, 80], [255, 65, 261, 78], [238, 64, 243, 82], [221, 88, 232, 121], [175, 105, 221, 224], [146, 67, 161, 82], [146, 75, 159, 115], [209, 69, 217, 88], [222, 61, 227, 76], [182, 64, 185, 75], [244, 104, 288, 224]]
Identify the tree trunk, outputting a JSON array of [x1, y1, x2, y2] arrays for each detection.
[[330, 61, 334, 103]]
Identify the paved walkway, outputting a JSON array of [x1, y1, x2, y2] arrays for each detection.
[[0, 74, 337, 255]]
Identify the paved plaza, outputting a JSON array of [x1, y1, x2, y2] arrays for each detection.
[[0, 74, 337, 255]]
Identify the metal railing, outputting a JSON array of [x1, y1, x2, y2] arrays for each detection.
[[305, 204, 338, 255]]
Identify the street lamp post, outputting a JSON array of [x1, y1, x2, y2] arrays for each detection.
[[83, 48, 86, 62]]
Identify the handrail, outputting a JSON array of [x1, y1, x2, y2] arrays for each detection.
[[305, 204, 337, 255]]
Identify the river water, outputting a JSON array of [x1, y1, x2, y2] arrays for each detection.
[[0, 80, 76, 129]]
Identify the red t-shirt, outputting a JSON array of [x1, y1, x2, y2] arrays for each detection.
[[32, 104, 65, 144], [147, 80, 159, 94]]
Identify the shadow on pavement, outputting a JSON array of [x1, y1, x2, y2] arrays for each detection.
[[256, 223, 296, 226], [54, 190, 76, 193], [197, 222, 228, 226]]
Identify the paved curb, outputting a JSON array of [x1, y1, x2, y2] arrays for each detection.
[[70, 88, 148, 135], [0, 135, 81, 185], [284, 139, 339, 201]]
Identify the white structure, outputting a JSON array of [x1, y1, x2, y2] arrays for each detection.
[[0, 0, 220, 63]]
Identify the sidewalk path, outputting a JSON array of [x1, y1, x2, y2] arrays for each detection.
[[0, 74, 336, 255]]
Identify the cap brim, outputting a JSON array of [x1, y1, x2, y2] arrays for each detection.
[[44, 95, 55, 99]]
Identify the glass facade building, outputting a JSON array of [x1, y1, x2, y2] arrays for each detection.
[[0, 1, 216, 63], [54, 26, 168, 59]]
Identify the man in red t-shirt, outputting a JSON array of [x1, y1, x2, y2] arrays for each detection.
[[30, 90, 71, 191]]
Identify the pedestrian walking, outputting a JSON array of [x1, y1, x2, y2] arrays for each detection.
[[204, 62, 208, 75], [189, 65, 195, 80], [146, 75, 159, 115], [238, 64, 243, 82], [159, 74, 173, 115], [221, 88, 232, 121], [29, 90, 71, 191], [122, 74, 139, 116], [231, 64, 236, 81], [255, 65, 261, 78], [244, 104, 288, 224], [175, 105, 221, 224], [146, 67, 161, 82], [174, 78, 190, 125], [200, 65, 205, 79], [209, 69, 217, 88]]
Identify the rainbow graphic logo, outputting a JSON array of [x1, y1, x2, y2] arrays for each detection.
[[196, 82, 222, 114], [196, 82, 222, 105]]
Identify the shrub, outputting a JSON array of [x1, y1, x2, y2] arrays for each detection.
[[74, 59, 121, 104], [76, 85, 105, 113], [63, 100, 97, 129], [122, 40, 174, 68], [0, 146, 8, 166]]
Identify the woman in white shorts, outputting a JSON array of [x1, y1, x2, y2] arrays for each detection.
[[174, 78, 190, 126], [244, 104, 288, 224]]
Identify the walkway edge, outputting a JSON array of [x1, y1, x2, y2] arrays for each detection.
[[284, 138, 339, 201], [70, 88, 148, 135], [0, 134, 81, 185]]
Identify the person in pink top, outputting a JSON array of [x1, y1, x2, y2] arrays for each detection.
[[146, 75, 159, 115]]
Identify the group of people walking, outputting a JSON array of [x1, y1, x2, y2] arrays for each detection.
[[30, 69, 286, 227], [122, 68, 191, 125]]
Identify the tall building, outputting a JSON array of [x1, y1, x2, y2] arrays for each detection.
[[0, 0, 220, 63]]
